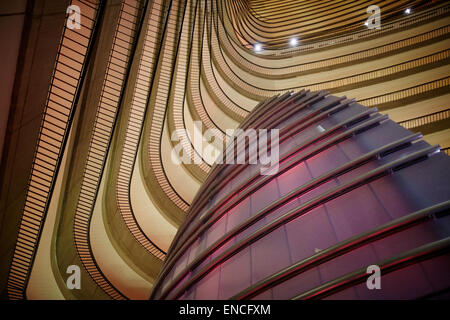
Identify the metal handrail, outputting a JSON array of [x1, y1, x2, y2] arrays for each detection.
[[6, 0, 104, 300], [146, 0, 191, 212], [294, 237, 450, 299], [154, 96, 374, 297], [164, 145, 440, 299], [73, 0, 148, 300], [232, 201, 450, 299], [399, 108, 450, 129], [222, 0, 450, 55], [212, 3, 450, 99], [115, 0, 169, 261], [228, 0, 426, 48], [359, 76, 450, 107]]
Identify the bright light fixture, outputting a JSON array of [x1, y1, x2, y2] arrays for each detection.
[[405, 8, 411, 14], [254, 43, 262, 52], [289, 37, 298, 47], [364, 21, 369, 27]]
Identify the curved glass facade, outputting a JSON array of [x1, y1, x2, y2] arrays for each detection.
[[152, 91, 450, 300]]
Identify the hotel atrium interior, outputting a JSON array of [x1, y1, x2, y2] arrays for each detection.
[[0, 0, 449, 300]]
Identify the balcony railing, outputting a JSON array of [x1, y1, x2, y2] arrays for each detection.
[[115, 0, 168, 261], [72, 0, 149, 300], [7, 0, 104, 300], [399, 108, 450, 129]]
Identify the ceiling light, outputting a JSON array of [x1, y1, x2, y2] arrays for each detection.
[[289, 37, 298, 47], [405, 8, 411, 14], [254, 43, 262, 52], [364, 21, 369, 27]]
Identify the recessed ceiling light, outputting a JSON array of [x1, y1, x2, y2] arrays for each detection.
[[254, 43, 262, 52], [289, 37, 298, 47], [405, 8, 411, 14], [364, 21, 369, 27]]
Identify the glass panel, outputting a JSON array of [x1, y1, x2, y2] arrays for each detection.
[[272, 267, 321, 300], [286, 205, 337, 263], [325, 185, 390, 242], [226, 196, 251, 232], [251, 226, 292, 284], [194, 268, 220, 300], [218, 247, 251, 299], [250, 179, 280, 214], [354, 263, 434, 300], [276, 161, 311, 197]]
